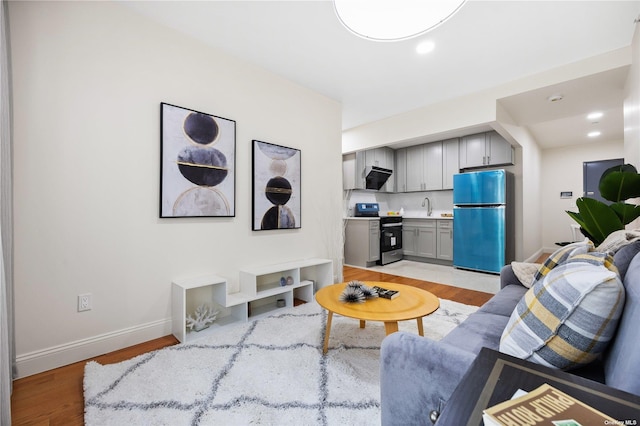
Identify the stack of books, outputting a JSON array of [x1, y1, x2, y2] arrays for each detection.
[[372, 286, 399, 299]]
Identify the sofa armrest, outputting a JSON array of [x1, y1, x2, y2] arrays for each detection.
[[380, 332, 476, 425], [500, 264, 525, 289]]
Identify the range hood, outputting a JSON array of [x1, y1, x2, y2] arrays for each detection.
[[365, 165, 392, 190]]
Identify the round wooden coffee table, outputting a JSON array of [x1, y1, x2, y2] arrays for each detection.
[[315, 281, 440, 354]]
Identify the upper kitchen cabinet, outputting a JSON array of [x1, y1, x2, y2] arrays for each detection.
[[343, 152, 365, 190], [395, 148, 407, 192], [343, 147, 395, 192], [395, 138, 459, 193], [459, 131, 513, 169], [406, 142, 443, 191], [442, 138, 459, 190]]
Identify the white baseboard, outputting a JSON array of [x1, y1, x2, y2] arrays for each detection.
[[524, 248, 544, 263], [15, 318, 173, 379]]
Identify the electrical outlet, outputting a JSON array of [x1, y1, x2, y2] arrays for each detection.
[[78, 293, 92, 312]]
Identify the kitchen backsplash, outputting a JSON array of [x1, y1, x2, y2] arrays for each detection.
[[345, 189, 453, 217]]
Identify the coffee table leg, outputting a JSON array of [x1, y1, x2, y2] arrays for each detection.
[[384, 321, 399, 335], [416, 317, 424, 336], [323, 311, 333, 354]]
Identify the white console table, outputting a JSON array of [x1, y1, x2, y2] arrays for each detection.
[[172, 258, 333, 343]]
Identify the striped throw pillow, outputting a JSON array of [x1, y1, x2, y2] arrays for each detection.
[[532, 239, 593, 283], [500, 252, 624, 370]]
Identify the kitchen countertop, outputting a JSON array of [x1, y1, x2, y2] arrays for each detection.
[[402, 215, 453, 220], [399, 209, 453, 219], [344, 213, 454, 220]]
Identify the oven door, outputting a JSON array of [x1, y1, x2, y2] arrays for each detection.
[[381, 223, 402, 252]]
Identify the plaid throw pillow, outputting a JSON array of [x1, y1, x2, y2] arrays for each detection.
[[500, 251, 624, 370], [532, 239, 593, 283]]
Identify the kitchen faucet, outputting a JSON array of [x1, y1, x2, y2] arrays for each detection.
[[421, 197, 432, 216]]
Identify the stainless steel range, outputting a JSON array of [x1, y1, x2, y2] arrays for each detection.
[[379, 215, 403, 265]]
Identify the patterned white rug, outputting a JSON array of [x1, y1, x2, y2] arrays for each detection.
[[84, 299, 477, 425]]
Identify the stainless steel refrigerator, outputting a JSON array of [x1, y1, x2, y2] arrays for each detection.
[[453, 169, 514, 274]]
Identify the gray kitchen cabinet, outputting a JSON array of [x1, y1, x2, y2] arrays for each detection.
[[403, 220, 436, 259], [442, 138, 459, 189], [402, 224, 417, 256], [436, 220, 453, 260], [343, 147, 395, 192], [342, 152, 365, 190], [365, 147, 392, 169], [417, 225, 437, 258], [344, 219, 380, 267], [405, 142, 443, 191], [405, 145, 423, 192], [369, 220, 380, 261], [459, 131, 513, 169], [487, 131, 514, 166], [395, 147, 407, 192]]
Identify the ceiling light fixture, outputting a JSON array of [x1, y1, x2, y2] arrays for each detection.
[[333, 0, 467, 42], [588, 131, 601, 138], [547, 94, 564, 102], [587, 111, 603, 121], [416, 40, 436, 55]]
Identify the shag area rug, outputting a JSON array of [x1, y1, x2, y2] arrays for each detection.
[[84, 299, 477, 425]]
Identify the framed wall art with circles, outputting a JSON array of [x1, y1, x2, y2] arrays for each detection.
[[160, 103, 236, 218], [252, 140, 301, 231]]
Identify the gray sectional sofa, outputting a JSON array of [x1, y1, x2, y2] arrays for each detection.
[[380, 242, 640, 425]]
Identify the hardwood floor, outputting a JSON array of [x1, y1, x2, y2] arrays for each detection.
[[11, 266, 494, 425], [342, 265, 494, 307]]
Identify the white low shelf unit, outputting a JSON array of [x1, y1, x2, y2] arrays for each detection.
[[172, 258, 333, 343]]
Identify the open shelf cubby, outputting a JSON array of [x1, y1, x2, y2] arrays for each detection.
[[172, 258, 333, 342]]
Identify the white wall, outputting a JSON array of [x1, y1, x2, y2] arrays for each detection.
[[540, 141, 624, 250], [624, 21, 640, 230], [624, 23, 640, 168], [9, 1, 343, 377]]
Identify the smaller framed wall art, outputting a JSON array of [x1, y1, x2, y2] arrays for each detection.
[[252, 140, 301, 231], [160, 103, 236, 218]]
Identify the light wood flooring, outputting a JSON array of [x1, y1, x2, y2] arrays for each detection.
[[11, 265, 494, 425]]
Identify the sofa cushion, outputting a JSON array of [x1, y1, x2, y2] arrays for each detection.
[[479, 284, 528, 317], [613, 240, 640, 281], [500, 251, 624, 370], [604, 253, 640, 396], [532, 239, 592, 283], [443, 311, 512, 353]]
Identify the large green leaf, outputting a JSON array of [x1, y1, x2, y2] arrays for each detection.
[[610, 202, 640, 225], [573, 198, 623, 245], [599, 164, 640, 202], [566, 210, 587, 230]]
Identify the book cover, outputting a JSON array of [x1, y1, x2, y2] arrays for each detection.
[[372, 286, 399, 299], [483, 383, 616, 426]]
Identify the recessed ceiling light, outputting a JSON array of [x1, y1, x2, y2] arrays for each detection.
[[587, 111, 603, 121], [416, 40, 435, 55], [588, 131, 601, 138], [547, 94, 564, 102]]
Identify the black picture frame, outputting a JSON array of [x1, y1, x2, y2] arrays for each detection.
[[160, 103, 236, 218], [252, 140, 301, 231]]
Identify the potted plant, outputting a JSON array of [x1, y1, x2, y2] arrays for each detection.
[[566, 164, 640, 246]]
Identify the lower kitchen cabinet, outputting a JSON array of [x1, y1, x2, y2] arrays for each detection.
[[403, 220, 436, 258], [344, 218, 380, 267], [436, 220, 453, 260], [403, 219, 453, 263]]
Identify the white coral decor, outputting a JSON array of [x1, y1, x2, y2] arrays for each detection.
[[186, 304, 219, 332]]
